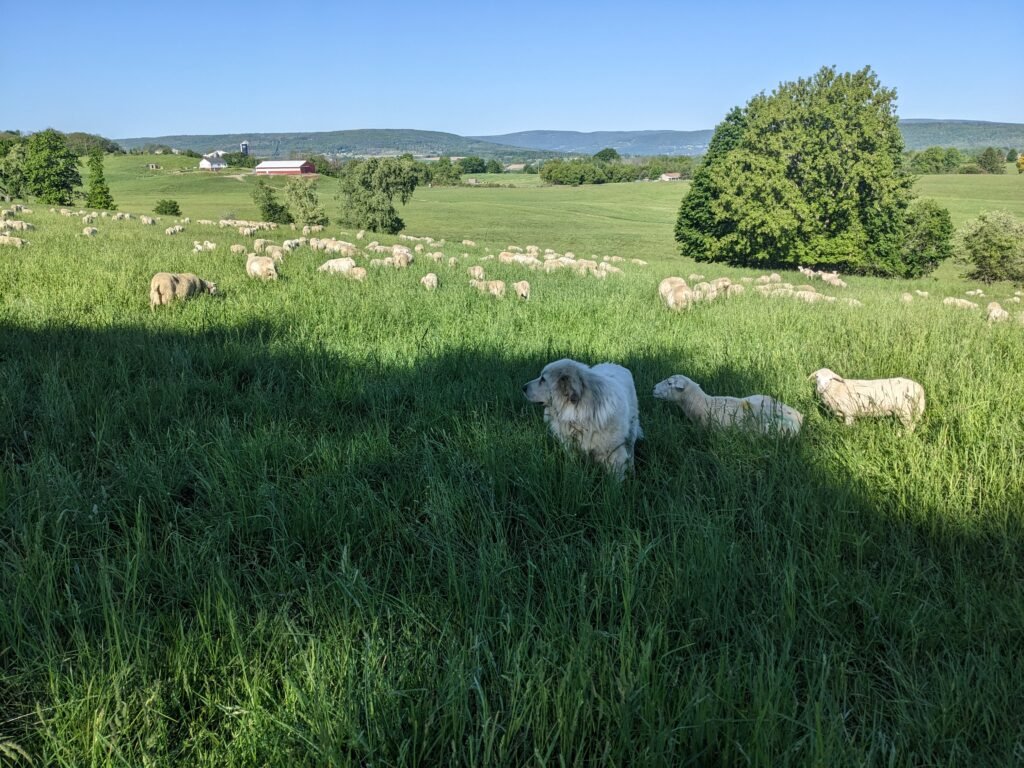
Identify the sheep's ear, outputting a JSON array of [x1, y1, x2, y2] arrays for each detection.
[[558, 371, 582, 405]]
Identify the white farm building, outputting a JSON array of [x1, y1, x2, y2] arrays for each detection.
[[199, 156, 227, 171]]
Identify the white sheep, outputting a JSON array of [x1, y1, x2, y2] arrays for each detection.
[[149, 272, 217, 309], [943, 297, 978, 310], [82, 227, 98, 237], [986, 302, 1010, 323], [808, 368, 925, 431], [230, 244, 246, 255], [512, 280, 531, 300], [318, 258, 357, 274], [420, 273, 439, 290], [653, 375, 803, 436], [467, 266, 486, 280], [0, 235, 28, 248], [469, 279, 505, 297], [246, 254, 278, 280]]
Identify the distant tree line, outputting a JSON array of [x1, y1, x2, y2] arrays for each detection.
[[539, 151, 697, 185], [907, 146, 1016, 175]]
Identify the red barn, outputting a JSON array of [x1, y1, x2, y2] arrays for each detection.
[[254, 160, 316, 176]]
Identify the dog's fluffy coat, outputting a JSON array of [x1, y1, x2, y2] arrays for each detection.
[[523, 359, 642, 478]]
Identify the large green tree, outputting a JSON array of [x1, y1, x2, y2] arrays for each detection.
[[0, 142, 29, 200], [676, 66, 921, 275], [84, 148, 116, 210], [977, 147, 1006, 174], [251, 179, 293, 224], [593, 147, 621, 162], [284, 177, 328, 226], [23, 128, 82, 205], [337, 157, 419, 234]]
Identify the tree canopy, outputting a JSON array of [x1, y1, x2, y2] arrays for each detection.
[[23, 129, 82, 205], [593, 147, 621, 162], [84, 148, 116, 210], [284, 177, 328, 226], [675, 66, 931, 276], [337, 157, 420, 234]]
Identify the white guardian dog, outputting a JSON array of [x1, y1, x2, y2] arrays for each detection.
[[522, 358, 643, 479]]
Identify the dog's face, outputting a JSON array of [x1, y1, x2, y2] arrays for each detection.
[[652, 374, 695, 401], [523, 359, 585, 408]]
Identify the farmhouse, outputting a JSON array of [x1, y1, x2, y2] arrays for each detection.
[[199, 156, 227, 171], [146, 163, 161, 170], [254, 160, 316, 176], [659, 172, 682, 181], [504, 163, 526, 172]]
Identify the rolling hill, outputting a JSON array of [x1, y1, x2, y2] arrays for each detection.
[[477, 120, 1024, 156], [114, 129, 563, 161]]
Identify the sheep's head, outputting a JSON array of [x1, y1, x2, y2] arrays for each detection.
[[808, 368, 840, 391], [652, 375, 698, 401]]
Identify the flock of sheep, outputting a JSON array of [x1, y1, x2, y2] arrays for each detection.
[[3, 203, 1021, 440]]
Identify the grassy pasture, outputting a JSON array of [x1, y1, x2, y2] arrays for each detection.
[[1, 176, 1024, 765]]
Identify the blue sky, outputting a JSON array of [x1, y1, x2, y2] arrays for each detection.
[[4, 0, 1021, 138]]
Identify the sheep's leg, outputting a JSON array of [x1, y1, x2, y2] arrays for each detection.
[[604, 444, 633, 481]]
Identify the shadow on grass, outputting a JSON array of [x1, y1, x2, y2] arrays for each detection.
[[0, 320, 1021, 766]]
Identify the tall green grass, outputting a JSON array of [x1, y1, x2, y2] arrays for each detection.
[[1, 203, 1022, 765]]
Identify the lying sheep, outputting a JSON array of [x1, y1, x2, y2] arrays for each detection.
[[512, 280, 531, 300], [149, 272, 217, 309], [987, 302, 1010, 323], [318, 258, 357, 274], [808, 368, 925, 431], [246, 254, 278, 280], [420, 273, 439, 290], [943, 297, 978, 310], [653, 375, 803, 436]]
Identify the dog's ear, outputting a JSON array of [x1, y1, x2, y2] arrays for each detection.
[[557, 369, 583, 405]]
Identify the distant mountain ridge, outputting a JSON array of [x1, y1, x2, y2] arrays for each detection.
[[116, 120, 1024, 159], [477, 120, 1024, 156], [114, 129, 562, 161]]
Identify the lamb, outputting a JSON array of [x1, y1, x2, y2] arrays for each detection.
[[149, 272, 218, 309], [653, 375, 803, 436], [246, 254, 278, 280], [808, 368, 925, 431], [512, 280, 531, 300], [987, 301, 1010, 323], [420, 273, 439, 290]]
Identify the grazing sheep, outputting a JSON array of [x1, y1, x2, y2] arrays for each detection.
[[469, 279, 506, 297], [264, 245, 285, 261], [346, 267, 367, 282], [987, 301, 1010, 323], [667, 284, 695, 310], [842, 298, 864, 307], [246, 254, 278, 280], [653, 375, 803, 436], [966, 289, 984, 297], [462, 239, 476, 246], [688, 273, 704, 281], [318, 257, 357, 273], [0, 235, 27, 248], [82, 227, 98, 237], [5, 220, 33, 231], [467, 266, 486, 280], [512, 280, 531, 300], [149, 272, 217, 309], [140, 216, 156, 225], [914, 290, 929, 298], [658, 277, 687, 302], [808, 368, 925, 431], [253, 239, 270, 253], [164, 225, 183, 236], [230, 244, 246, 255], [420, 273, 439, 290], [725, 283, 745, 298], [900, 292, 914, 303], [943, 297, 978, 310]]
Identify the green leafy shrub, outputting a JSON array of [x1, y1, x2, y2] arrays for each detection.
[[958, 210, 1024, 283], [153, 199, 180, 216]]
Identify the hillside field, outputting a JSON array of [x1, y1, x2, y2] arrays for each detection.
[[1, 165, 1023, 765]]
